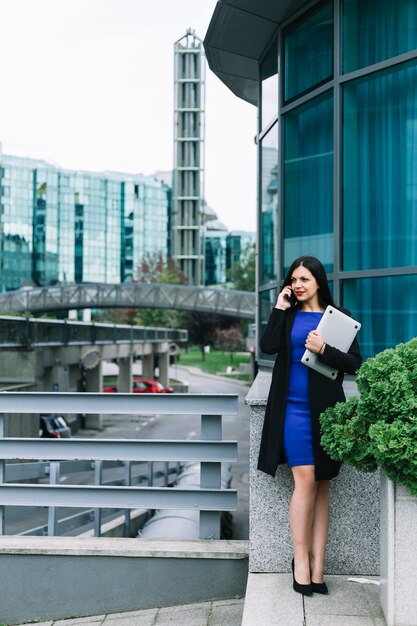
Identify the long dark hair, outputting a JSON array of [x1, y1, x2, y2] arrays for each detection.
[[282, 256, 335, 308]]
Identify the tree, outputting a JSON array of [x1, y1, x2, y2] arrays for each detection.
[[214, 326, 244, 364], [94, 307, 137, 325], [228, 242, 256, 292], [134, 252, 187, 286], [134, 254, 187, 328], [184, 311, 240, 360]]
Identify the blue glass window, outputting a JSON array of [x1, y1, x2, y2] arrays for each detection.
[[283, 92, 333, 272], [284, 3, 333, 102], [342, 0, 417, 74], [343, 59, 417, 271], [260, 123, 278, 285], [343, 275, 417, 360]]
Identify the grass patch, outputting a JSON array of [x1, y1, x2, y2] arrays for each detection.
[[177, 346, 250, 376], [103, 375, 118, 384]]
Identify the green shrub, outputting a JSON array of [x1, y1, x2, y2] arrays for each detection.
[[320, 337, 417, 494]]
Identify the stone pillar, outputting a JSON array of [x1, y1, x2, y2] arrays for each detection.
[[44, 363, 70, 392], [245, 370, 380, 574], [142, 353, 154, 380], [84, 360, 103, 429], [118, 355, 133, 393], [158, 352, 169, 387]]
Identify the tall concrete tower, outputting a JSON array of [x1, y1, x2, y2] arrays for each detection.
[[173, 29, 205, 285]]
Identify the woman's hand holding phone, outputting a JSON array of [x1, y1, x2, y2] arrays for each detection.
[[275, 286, 296, 311]]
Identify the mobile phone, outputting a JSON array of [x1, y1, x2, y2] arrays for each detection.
[[280, 284, 297, 307], [286, 291, 297, 307]]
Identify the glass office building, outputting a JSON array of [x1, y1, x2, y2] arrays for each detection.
[[205, 0, 417, 362], [204, 209, 255, 286], [0, 155, 170, 291]]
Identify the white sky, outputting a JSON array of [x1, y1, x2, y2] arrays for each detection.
[[0, 0, 257, 231]]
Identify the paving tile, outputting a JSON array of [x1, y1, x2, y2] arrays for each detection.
[[208, 599, 244, 625], [103, 609, 158, 621], [155, 602, 210, 626], [209, 598, 244, 607], [242, 574, 303, 626], [304, 577, 377, 617], [306, 616, 375, 626], [361, 583, 384, 617], [102, 612, 156, 626]]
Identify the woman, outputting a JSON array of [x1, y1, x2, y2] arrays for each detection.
[[258, 256, 361, 596]]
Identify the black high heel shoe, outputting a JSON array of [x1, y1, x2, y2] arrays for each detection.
[[311, 581, 328, 594], [292, 558, 313, 596]]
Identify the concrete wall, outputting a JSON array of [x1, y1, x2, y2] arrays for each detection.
[[0, 537, 248, 623], [246, 371, 380, 575]]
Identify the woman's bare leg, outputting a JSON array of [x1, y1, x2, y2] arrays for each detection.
[[309, 480, 330, 583], [289, 465, 317, 584]]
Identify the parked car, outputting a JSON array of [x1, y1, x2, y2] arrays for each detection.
[[103, 384, 118, 393], [132, 378, 173, 394], [39, 414, 72, 438], [102, 378, 173, 394]]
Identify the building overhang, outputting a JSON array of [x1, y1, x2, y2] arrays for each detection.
[[203, 0, 311, 106]]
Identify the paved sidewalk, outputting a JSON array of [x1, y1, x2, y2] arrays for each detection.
[[242, 573, 386, 626], [13, 599, 245, 626]]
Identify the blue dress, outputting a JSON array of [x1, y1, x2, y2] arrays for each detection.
[[283, 311, 323, 467]]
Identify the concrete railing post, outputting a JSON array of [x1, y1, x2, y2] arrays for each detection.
[[47, 462, 60, 536], [0, 413, 4, 535], [123, 461, 132, 537], [94, 460, 103, 537], [200, 414, 222, 540]]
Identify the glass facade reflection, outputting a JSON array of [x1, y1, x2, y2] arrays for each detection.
[[342, 0, 417, 73], [255, 0, 417, 364], [260, 123, 278, 284], [0, 155, 170, 291], [343, 276, 417, 360], [284, 92, 333, 271], [284, 2, 333, 101], [343, 59, 417, 270]]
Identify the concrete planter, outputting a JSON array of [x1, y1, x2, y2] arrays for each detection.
[[380, 472, 417, 626], [246, 371, 380, 575]]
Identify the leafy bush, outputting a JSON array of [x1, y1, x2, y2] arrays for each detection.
[[320, 337, 417, 494]]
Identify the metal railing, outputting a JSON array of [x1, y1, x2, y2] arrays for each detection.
[[0, 316, 188, 349], [0, 392, 238, 540], [9, 458, 180, 537]]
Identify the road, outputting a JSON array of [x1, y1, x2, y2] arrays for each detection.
[[5, 366, 250, 539]]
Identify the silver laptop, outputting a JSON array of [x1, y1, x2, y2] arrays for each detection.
[[301, 306, 361, 380]]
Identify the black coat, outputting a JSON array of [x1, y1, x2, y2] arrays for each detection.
[[257, 306, 362, 480]]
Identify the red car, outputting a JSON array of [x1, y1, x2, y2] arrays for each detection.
[[103, 378, 173, 393], [103, 384, 118, 393], [133, 378, 173, 394]]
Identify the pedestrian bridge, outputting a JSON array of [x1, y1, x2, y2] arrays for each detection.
[[0, 283, 256, 319]]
